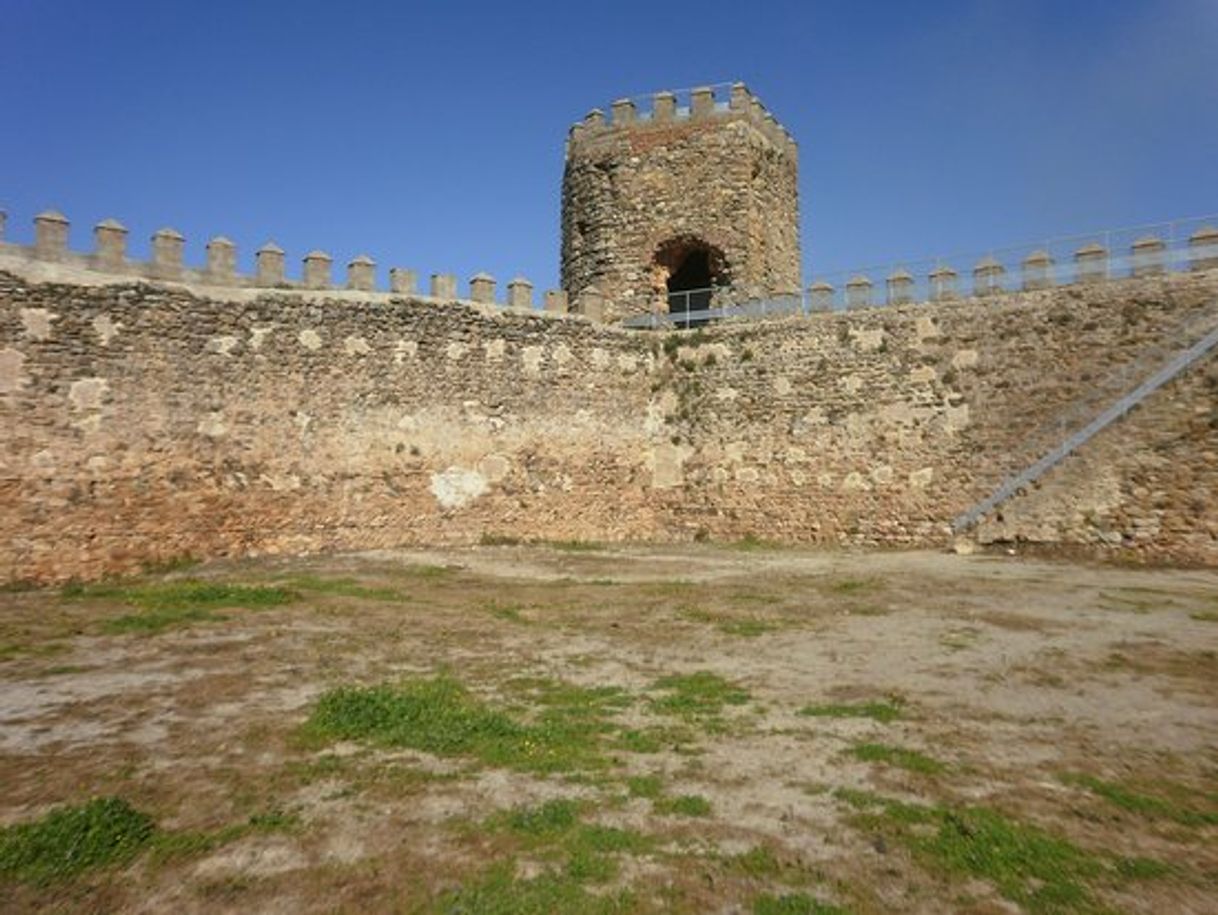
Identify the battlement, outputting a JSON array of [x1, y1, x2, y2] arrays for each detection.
[[0, 208, 570, 314], [566, 82, 798, 161]]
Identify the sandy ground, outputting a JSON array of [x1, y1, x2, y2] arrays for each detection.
[[0, 544, 1215, 913]]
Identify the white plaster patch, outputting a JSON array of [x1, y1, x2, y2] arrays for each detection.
[[477, 453, 511, 483], [817, 472, 835, 488], [914, 316, 941, 342], [394, 339, 418, 364], [68, 377, 109, 411], [945, 403, 971, 433], [909, 467, 934, 489], [871, 465, 895, 485], [552, 344, 572, 367], [249, 327, 273, 351], [715, 386, 738, 403], [20, 308, 56, 341], [790, 469, 807, 485], [197, 412, 228, 438], [725, 441, 747, 464], [786, 447, 808, 464], [910, 365, 937, 384], [0, 348, 27, 394], [841, 471, 870, 492], [521, 345, 544, 376], [298, 329, 323, 351], [208, 335, 240, 356], [31, 450, 56, 473], [590, 348, 609, 370], [397, 414, 418, 432], [841, 374, 863, 395], [774, 376, 793, 396], [617, 353, 637, 373], [649, 444, 691, 490], [951, 349, 979, 370], [851, 327, 884, 352], [93, 314, 121, 346], [484, 339, 506, 362], [735, 466, 760, 484], [294, 412, 313, 433], [446, 342, 466, 361], [430, 467, 489, 510], [344, 335, 372, 357]]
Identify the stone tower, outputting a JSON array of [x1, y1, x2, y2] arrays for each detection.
[[561, 83, 801, 323]]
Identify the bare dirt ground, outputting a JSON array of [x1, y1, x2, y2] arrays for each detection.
[[0, 543, 1215, 914]]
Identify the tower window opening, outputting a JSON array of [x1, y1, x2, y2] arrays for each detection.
[[654, 237, 726, 326]]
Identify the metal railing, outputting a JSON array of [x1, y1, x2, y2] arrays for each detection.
[[621, 214, 1218, 330]]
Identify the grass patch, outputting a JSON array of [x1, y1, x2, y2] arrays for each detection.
[[1190, 610, 1218, 622], [486, 602, 530, 623], [655, 794, 711, 817], [626, 775, 664, 799], [304, 676, 628, 774], [825, 577, 880, 594], [753, 893, 846, 915], [728, 534, 779, 552], [546, 540, 603, 553], [850, 742, 946, 775], [149, 806, 300, 864], [649, 671, 750, 725], [0, 797, 154, 883], [433, 861, 634, 914], [281, 575, 404, 602], [1061, 773, 1218, 826], [836, 790, 1165, 914], [799, 698, 903, 723], [718, 619, 780, 637], [61, 580, 297, 634]]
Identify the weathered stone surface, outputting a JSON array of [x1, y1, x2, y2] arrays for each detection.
[[561, 88, 800, 321], [0, 263, 1216, 582]]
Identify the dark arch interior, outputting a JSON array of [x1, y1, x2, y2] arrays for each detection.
[[658, 241, 723, 320]]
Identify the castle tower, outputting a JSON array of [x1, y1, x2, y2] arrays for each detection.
[[561, 83, 801, 323]]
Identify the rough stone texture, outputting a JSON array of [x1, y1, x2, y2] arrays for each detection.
[[1, 261, 1216, 582], [561, 88, 800, 322]]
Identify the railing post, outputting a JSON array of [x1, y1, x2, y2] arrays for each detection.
[[1021, 250, 1054, 290]]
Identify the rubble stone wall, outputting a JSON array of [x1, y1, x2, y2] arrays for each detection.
[[2, 260, 1216, 582]]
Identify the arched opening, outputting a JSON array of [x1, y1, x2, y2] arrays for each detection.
[[653, 237, 727, 325]]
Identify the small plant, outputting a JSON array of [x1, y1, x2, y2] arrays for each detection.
[[0, 797, 155, 883], [1060, 773, 1218, 826], [70, 580, 298, 634]]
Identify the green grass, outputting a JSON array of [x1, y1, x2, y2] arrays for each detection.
[[835, 790, 1167, 914], [432, 861, 635, 914], [649, 671, 750, 724], [61, 579, 297, 634], [0, 797, 154, 883], [625, 775, 664, 799], [148, 807, 301, 864], [1190, 610, 1218, 622], [798, 699, 903, 723], [304, 676, 628, 774], [1061, 773, 1218, 826], [850, 743, 945, 774], [655, 794, 712, 817], [280, 574, 404, 602], [753, 893, 847, 915]]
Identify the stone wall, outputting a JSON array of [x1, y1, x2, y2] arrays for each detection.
[[561, 85, 801, 321], [2, 256, 1216, 583]]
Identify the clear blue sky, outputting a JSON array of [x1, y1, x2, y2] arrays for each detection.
[[2, 0, 1215, 294]]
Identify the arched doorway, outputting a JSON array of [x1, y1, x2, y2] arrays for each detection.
[[653, 237, 727, 325]]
